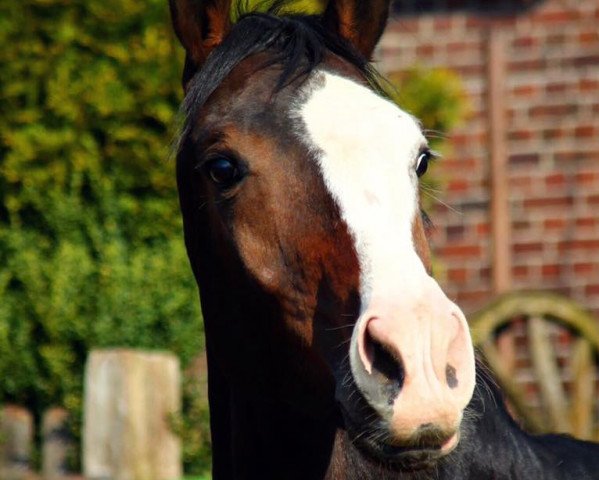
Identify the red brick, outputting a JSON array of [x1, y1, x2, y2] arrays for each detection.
[[555, 151, 599, 163], [585, 285, 599, 295], [544, 219, 566, 230], [543, 128, 566, 140], [531, 10, 579, 24], [392, 19, 420, 34], [574, 126, 595, 138], [511, 175, 533, 187], [446, 225, 465, 240], [456, 289, 491, 305], [508, 130, 535, 141], [442, 158, 478, 170], [546, 82, 569, 94], [512, 85, 539, 97], [574, 263, 594, 274], [542, 265, 561, 277], [416, 44, 435, 56], [433, 18, 453, 31], [546, 32, 569, 45], [450, 132, 486, 147], [452, 64, 485, 77], [448, 268, 468, 282], [512, 36, 538, 48], [513, 220, 531, 231], [439, 245, 482, 257], [545, 173, 566, 187], [476, 222, 490, 236], [588, 195, 599, 206], [513, 242, 544, 254], [508, 59, 547, 72], [479, 267, 491, 280], [509, 154, 539, 166], [579, 79, 599, 92], [466, 15, 515, 29], [576, 217, 597, 228], [447, 179, 469, 192], [575, 172, 597, 185], [465, 16, 487, 30], [489, 16, 517, 28], [579, 31, 599, 45], [570, 55, 599, 68], [530, 104, 578, 118], [558, 240, 599, 252], [523, 196, 573, 208], [446, 42, 481, 54], [512, 265, 529, 278]]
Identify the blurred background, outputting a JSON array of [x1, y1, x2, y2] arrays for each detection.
[[0, 0, 598, 479]]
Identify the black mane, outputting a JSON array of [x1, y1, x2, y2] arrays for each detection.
[[181, 10, 385, 138]]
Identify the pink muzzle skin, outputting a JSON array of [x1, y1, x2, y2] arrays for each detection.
[[350, 275, 476, 447]]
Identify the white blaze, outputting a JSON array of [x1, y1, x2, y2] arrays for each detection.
[[299, 71, 429, 308]]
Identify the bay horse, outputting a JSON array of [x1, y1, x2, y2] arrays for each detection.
[[169, 0, 599, 478]]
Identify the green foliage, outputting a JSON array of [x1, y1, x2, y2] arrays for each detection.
[[231, 0, 325, 21], [387, 67, 468, 149], [171, 376, 212, 476], [0, 0, 204, 471]]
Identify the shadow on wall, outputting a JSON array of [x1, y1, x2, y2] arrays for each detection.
[[393, 0, 545, 15]]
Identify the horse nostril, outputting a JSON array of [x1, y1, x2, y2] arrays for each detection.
[[365, 328, 405, 405], [446, 364, 458, 389]]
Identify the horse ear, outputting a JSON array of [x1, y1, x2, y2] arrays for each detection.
[[322, 0, 391, 59], [169, 0, 232, 75]]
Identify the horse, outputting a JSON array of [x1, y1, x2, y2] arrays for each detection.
[[169, 0, 599, 478]]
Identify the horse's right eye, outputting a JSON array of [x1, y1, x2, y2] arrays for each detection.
[[205, 157, 241, 187]]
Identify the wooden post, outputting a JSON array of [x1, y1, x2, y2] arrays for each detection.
[[487, 26, 517, 375], [83, 349, 182, 480], [0, 405, 33, 480], [488, 26, 511, 295], [42, 407, 72, 480]]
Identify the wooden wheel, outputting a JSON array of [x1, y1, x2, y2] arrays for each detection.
[[470, 291, 599, 440]]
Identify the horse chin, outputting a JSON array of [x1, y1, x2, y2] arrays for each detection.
[[357, 429, 460, 469], [340, 400, 460, 471]]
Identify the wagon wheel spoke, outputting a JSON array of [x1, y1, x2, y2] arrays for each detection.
[[570, 338, 594, 440], [479, 340, 545, 433], [528, 316, 570, 433]]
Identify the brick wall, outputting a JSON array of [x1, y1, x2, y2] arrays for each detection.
[[379, 0, 599, 316]]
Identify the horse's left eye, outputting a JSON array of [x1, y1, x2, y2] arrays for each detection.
[[204, 156, 241, 187], [416, 150, 431, 177]]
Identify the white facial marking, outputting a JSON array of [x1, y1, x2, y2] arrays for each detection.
[[299, 71, 428, 307]]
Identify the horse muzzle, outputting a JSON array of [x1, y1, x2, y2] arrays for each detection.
[[347, 275, 476, 457]]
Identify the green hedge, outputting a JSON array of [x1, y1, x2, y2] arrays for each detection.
[[0, 0, 206, 472]]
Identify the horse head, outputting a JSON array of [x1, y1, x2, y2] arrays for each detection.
[[171, 0, 476, 471]]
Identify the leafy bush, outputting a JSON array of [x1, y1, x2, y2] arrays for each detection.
[[171, 374, 212, 476], [387, 67, 468, 149], [0, 0, 204, 470]]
